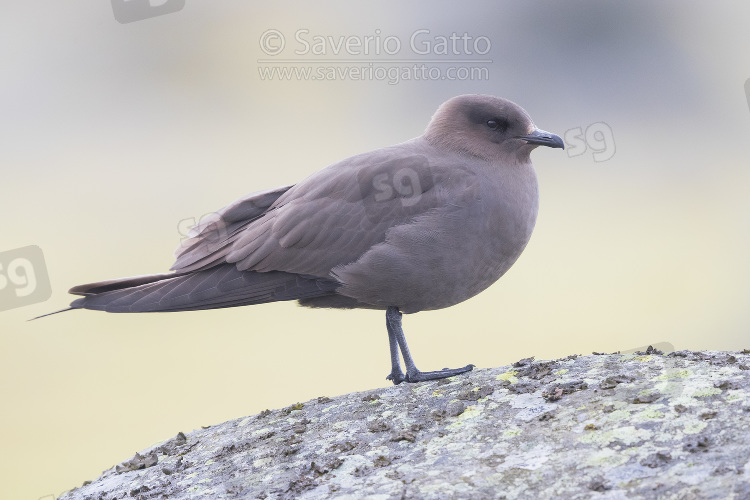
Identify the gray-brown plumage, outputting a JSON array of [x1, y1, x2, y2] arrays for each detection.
[[51, 95, 564, 384]]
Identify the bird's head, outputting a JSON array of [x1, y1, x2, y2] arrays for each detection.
[[424, 94, 564, 163]]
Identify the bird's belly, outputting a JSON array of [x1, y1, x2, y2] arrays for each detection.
[[334, 199, 537, 313], [399, 226, 530, 312]]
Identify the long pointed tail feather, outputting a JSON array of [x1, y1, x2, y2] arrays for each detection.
[[67, 265, 339, 313], [28, 307, 75, 321]]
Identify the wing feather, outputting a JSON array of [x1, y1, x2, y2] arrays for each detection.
[[171, 139, 477, 281]]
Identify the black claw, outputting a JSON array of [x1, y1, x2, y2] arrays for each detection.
[[387, 372, 406, 385]]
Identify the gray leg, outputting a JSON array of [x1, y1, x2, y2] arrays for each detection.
[[385, 306, 474, 385], [385, 307, 405, 384]]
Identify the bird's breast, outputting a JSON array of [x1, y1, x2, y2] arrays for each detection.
[[444, 164, 539, 305], [333, 160, 539, 313]]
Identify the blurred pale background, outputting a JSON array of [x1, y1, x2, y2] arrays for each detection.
[[2, 1, 750, 498]]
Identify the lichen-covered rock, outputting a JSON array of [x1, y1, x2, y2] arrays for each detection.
[[59, 350, 750, 499]]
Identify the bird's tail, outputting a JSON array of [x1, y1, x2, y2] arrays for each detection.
[[29, 307, 75, 321], [36, 265, 339, 316]]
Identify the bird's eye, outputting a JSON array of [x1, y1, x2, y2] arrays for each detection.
[[487, 119, 507, 131]]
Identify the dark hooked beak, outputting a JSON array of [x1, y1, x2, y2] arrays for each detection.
[[518, 129, 565, 149]]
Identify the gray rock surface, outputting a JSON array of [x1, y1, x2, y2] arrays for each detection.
[[60, 349, 750, 499]]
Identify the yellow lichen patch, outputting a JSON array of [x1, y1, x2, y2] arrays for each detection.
[[502, 428, 522, 439], [579, 425, 652, 446], [683, 420, 708, 435], [496, 371, 518, 384], [205, 459, 214, 466], [447, 405, 482, 429], [322, 403, 344, 413], [635, 408, 665, 420], [606, 410, 631, 422], [554, 369, 569, 375], [412, 384, 431, 394], [652, 369, 691, 381], [583, 449, 630, 468], [432, 390, 445, 397], [691, 387, 722, 398]]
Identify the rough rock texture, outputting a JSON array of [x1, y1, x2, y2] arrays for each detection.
[[60, 349, 750, 499]]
